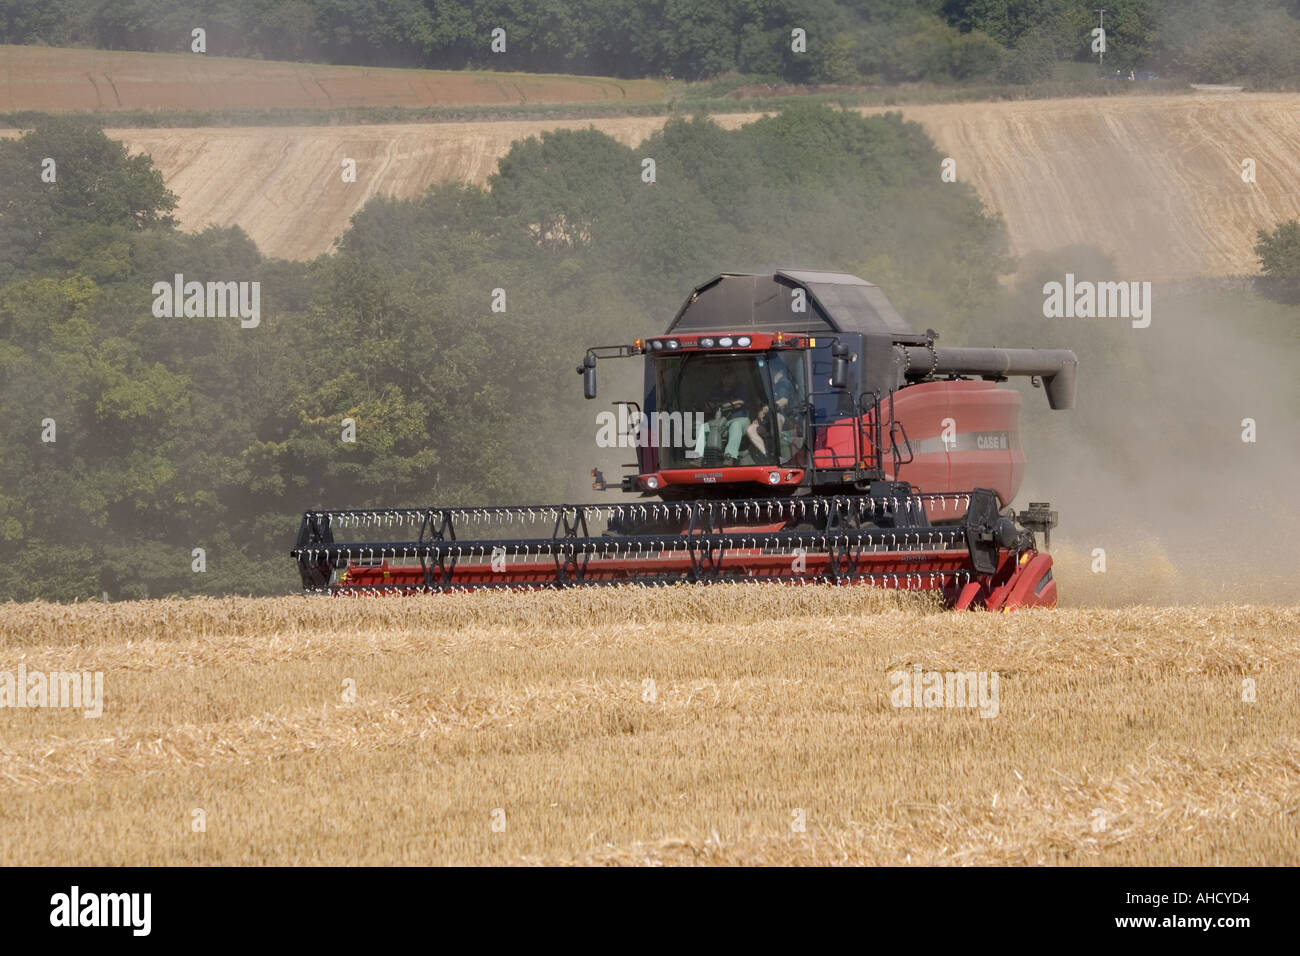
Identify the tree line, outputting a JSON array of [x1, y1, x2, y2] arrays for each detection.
[[3, 0, 1299, 85]]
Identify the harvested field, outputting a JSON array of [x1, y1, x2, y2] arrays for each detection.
[[912, 93, 1300, 280], [2, 93, 1289, 273], [0, 588, 1295, 865], [87, 117, 694, 261], [0, 44, 664, 113]]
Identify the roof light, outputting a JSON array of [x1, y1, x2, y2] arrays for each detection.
[[666, 339, 680, 349], [633, 337, 644, 351], [650, 339, 664, 350], [718, 336, 733, 347], [699, 337, 715, 348], [737, 336, 751, 347], [775, 331, 786, 345]]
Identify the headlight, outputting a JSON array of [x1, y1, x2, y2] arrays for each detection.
[[768, 471, 781, 484], [645, 476, 659, 490], [718, 336, 733, 347], [736, 336, 751, 347]]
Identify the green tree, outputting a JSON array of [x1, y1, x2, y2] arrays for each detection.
[[998, 24, 1059, 83], [1255, 219, 1300, 303], [0, 116, 176, 282]]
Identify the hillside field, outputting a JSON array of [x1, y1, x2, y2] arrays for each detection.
[[3, 93, 1293, 275], [1, 587, 1295, 865], [3, 46, 1297, 276]]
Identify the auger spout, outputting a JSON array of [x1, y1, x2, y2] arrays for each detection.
[[898, 346, 1078, 409]]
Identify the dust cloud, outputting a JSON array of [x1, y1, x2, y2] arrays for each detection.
[[1000, 268, 1298, 606]]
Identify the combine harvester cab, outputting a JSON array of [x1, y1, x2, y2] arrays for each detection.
[[292, 271, 1076, 609]]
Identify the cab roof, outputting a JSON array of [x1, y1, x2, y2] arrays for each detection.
[[667, 271, 927, 344]]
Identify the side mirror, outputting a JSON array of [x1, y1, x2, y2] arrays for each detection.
[[580, 353, 598, 399], [831, 342, 849, 390]]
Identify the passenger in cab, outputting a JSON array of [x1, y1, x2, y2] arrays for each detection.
[[746, 356, 794, 458]]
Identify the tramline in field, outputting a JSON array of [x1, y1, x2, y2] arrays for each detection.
[[292, 270, 1077, 608]]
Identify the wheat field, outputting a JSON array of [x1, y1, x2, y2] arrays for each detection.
[[0, 586, 1295, 865]]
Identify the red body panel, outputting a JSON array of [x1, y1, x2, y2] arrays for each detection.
[[890, 380, 1024, 508], [807, 379, 1024, 519]]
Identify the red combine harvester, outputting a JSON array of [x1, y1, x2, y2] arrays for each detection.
[[292, 271, 1077, 609]]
